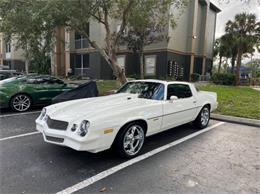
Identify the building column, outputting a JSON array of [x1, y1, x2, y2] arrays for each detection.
[[201, 2, 210, 76], [189, 0, 199, 81]]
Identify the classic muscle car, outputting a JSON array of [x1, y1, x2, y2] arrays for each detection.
[[0, 75, 77, 112], [36, 80, 218, 158]]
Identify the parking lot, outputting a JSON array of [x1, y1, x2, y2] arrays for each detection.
[[0, 110, 260, 193]]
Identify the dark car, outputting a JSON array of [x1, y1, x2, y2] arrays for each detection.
[[0, 70, 23, 80], [0, 75, 77, 112]]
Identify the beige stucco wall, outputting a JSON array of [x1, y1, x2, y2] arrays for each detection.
[[8, 39, 25, 60], [195, 1, 207, 55], [206, 8, 217, 58], [167, 1, 193, 53], [0, 34, 25, 63]]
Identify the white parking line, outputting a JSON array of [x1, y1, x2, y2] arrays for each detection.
[[57, 122, 225, 194], [0, 131, 40, 141], [0, 111, 41, 118]]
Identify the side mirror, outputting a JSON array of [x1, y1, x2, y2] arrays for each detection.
[[170, 96, 178, 102]]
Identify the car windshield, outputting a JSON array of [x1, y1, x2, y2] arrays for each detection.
[[0, 75, 27, 84], [117, 81, 165, 100]]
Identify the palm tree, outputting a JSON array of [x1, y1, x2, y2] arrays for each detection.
[[225, 13, 260, 85], [214, 37, 231, 73], [221, 33, 238, 73]]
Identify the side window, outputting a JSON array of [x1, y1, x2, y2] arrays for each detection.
[[151, 84, 165, 100], [26, 78, 38, 84], [167, 84, 192, 100], [27, 77, 49, 84], [48, 77, 64, 84]]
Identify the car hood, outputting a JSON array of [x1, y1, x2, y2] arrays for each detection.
[[46, 93, 155, 122]]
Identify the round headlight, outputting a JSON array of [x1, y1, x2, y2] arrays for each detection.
[[40, 108, 46, 120], [77, 120, 90, 137]]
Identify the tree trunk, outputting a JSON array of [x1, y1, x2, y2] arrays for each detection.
[[75, 27, 128, 85], [231, 55, 236, 74], [139, 51, 144, 79], [24, 44, 29, 74], [235, 49, 242, 86], [25, 59, 29, 74], [88, 36, 127, 84], [218, 56, 222, 73]]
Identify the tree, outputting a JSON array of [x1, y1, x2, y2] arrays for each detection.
[[122, 0, 187, 79], [0, 0, 54, 74], [245, 59, 260, 78], [221, 33, 238, 73], [213, 36, 231, 73], [0, 0, 186, 84], [225, 13, 260, 85]]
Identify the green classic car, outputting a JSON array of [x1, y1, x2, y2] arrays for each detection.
[[0, 75, 77, 112]]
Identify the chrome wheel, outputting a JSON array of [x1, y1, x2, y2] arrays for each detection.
[[123, 125, 144, 156], [200, 107, 209, 126], [12, 94, 31, 112]]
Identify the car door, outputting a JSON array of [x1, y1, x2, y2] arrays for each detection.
[[40, 77, 70, 101], [25, 77, 67, 104], [161, 84, 198, 130]]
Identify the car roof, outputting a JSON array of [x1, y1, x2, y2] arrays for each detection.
[[129, 79, 191, 85], [0, 70, 17, 73]]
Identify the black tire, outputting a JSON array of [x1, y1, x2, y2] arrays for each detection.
[[114, 122, 145, 158], [193, 105, 210, 129], [10, 94, 32, 112]]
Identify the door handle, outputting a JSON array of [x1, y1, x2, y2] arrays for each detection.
[[193, 100, 197, 104]]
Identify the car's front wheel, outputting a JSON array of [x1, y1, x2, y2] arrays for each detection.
[[115, 123, 145, 158], [193, 105, 210, 129], [10, 94, 32, 112]]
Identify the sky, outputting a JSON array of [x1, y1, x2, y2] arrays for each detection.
[[211, 0, 260, 60]]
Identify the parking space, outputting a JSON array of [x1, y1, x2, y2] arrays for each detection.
[[77, 122, 260, 194], [0, 112, 259, 193]]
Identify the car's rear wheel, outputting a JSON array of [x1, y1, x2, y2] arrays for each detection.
[[10, 94, 32, 112], [193, 105, 210, 129], [115, 123, 145, 158]]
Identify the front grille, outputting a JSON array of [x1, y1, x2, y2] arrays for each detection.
[[46, 136, 64, 143], [46, 116, 68, 130]]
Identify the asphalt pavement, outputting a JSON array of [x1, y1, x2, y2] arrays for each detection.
[[0, 111, 259, 193]]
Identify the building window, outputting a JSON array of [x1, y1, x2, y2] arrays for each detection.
[[74, 24, 89, 49], [116, 55, 126, 69], [145, 55, 156, 76], [75, 54, 89, 68], [74, 53, 90, 76], [6, 42, 11, 53]]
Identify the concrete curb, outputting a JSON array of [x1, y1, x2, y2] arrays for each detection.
[[211, 114, 260, 127]]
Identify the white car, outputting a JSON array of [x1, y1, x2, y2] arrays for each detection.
[[36, 80, 218, 158]]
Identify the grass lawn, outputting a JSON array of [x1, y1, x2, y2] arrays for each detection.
[[199, 84, 260, 120], [96, 80, 121, 95], [96, 80, 260, 120]]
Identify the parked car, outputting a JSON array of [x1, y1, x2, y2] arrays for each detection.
[[0, 70, 23, 80], [0, 75, 77, 112], [36, 80, 218, 158], [52, 80, 99, 104]]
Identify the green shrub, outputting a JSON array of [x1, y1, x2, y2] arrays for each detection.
[[210, 73, 236, 85], [190, 73, 200, 82]]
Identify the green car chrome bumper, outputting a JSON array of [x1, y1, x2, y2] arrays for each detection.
[[0, 92, 10, 108]]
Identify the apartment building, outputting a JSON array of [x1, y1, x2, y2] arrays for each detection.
[[1, 0, 220, 79], [53, 0, 221, 80], [0, 33, 26, 71]]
